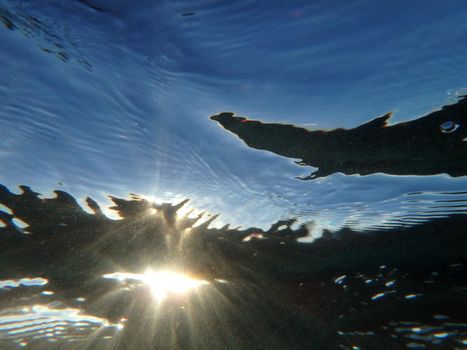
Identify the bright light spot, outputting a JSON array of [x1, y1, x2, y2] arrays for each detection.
[[214, 278, 228, 284], [405, 294, 419, 299], [143, 270, 209, 301], [433, 332, 448, 338], [0, 277, 48, 289], [385, 280, 395, 287], [103, 270, 209, 302], [334, 275, 346, 284], [242, 233, 264, 242], [0, 204, 13, 214], [371, 292, 385, 300], [12, 218, 29, 229]]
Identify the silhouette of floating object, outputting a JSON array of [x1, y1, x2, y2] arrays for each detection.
[[211, 97, 467, 178]]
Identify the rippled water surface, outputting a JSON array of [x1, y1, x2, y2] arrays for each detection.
[[1, 0, 467, 349]]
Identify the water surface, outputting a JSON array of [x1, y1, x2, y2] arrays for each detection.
[[1, 0, 466, 349]]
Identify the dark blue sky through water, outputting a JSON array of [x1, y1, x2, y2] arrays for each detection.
[[1, 0, 467, 236]]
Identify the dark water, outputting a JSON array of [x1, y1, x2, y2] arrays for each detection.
[[0, 0, 467, 349]]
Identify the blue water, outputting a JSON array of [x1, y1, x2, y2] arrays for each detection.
[[1, 0, 467, 232], [1, 1, 467, 348]]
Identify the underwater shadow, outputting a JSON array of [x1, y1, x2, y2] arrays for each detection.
[[1, 184, 466, 349]]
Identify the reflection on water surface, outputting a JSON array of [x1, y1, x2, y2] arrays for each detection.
[[0, 305, 119, 347]]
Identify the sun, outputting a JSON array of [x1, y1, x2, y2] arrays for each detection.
[[103, 269, 209, 302], [142, 270, 209, 301]]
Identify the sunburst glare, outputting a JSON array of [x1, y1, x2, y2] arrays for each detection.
[[103, 270, 209, 302], [143, 270, 209, 301]]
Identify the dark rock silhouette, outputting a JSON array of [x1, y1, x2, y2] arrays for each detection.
[[0, 184, 466, 349], [211, 97, 467, 178]]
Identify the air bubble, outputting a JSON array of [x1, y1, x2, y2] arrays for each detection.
[[440, 121, 459, 133]]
